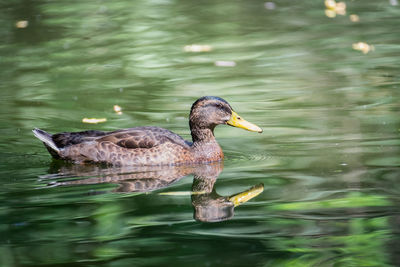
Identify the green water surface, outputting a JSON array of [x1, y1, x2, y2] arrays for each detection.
[[1, 0, 400, 266]]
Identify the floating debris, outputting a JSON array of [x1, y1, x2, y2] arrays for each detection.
[[214, 61, 236, 67], [325, 9, 337, 18], [183, 44, 212, 52], [349, 14, 360, 22], [325, 0, 336, 9], [82, 118, 107, 124], [264, 2, 276, 10], [113, 105, 122, 115], [324, 0, 346, 17], [352, 42, 375, 54], [16, 20, 29, 28], [390, 0, 398, 6], [335, 2, 346, 15]]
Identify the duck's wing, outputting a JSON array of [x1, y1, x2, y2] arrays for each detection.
[[52, 130, 108, 148], [95, 126, 190, 149]]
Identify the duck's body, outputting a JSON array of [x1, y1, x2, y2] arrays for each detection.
[[34, 126, 222, 165], [33, 96, 262, 166]]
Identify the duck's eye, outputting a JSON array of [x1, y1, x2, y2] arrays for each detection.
[[215, 103, 223, 108]]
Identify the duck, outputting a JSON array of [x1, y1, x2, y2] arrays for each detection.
[[33, 96, 262, 166]]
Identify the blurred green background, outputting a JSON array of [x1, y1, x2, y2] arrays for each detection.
[[0, 0, 399, 266]]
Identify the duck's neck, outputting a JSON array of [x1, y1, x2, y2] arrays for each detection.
[[189, 124, 223, 161], [190, 125, 216, 144]]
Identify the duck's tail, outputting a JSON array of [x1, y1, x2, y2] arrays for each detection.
[[33, 128, 61, 157]]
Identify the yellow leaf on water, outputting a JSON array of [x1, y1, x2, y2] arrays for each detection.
[[335, 2, 346, 15], [113, 105, 122, 115], [324, 0, 346, 17], [325, 9, 336, 18], [325, 0, 336, 9], [82, 118, 107, 124], [350, 14, 360, 22], [352, 42, 374, 54], [16, 20, 29, 28]]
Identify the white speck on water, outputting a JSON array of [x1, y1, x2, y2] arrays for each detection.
[[264, 2, 276, 10], [214, 61, 236, 67]]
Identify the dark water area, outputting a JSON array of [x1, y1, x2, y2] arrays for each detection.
[[1, 0, 400, 266]]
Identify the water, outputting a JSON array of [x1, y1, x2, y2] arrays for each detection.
[[1, 0, 400, 266]]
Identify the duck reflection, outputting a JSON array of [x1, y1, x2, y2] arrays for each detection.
[[42, 162, 263, 222], [191, 174, 263, 222]]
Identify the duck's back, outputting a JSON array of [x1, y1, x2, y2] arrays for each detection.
[[52, 127, 190, 149], [96, 126, 191, 149]]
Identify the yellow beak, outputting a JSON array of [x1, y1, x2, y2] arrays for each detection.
[[229, 183, 264, 207], [226, 111, 263, 133]]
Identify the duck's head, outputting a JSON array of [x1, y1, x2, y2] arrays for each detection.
[[189, 96, 263, 133]]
